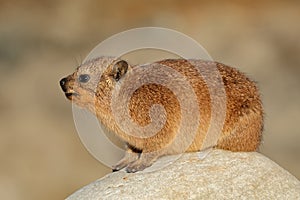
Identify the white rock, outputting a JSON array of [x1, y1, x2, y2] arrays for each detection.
[[66, 150, 300, 200]]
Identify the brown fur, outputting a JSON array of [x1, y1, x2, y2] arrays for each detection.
[[60, 56, 264, 172]]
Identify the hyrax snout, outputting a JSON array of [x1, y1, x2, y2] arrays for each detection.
[[60, 56, 264, 173]]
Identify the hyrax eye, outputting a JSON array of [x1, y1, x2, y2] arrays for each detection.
[[78, 74, 90, 83]]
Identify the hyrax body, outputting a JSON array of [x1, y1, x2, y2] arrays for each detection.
[[60, 56, 263, 172]]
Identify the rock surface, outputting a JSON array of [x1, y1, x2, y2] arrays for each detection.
[[66, 150, 300, 199]]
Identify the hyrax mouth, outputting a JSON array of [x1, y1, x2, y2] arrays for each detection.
[[65, 92, 79, 100], [65, 93, 73, 98]]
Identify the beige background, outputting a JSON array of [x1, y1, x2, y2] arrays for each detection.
[[0, 1, 299, 199]]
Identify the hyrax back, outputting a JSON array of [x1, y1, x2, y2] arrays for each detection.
[[60, 57, 264, 172]]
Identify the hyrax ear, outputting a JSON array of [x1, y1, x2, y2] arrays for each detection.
[[112, 60, 128, 81]]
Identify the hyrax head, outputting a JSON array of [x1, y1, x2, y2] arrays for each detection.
[[59, 56, 129, 113]]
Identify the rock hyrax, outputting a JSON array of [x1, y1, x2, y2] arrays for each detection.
[[59, 56, 263, 172]]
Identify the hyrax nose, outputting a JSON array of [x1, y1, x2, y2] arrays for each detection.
[[60, 77, 68, 92]]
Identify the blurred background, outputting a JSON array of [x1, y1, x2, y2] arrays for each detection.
[[0, 0, 299, 199]]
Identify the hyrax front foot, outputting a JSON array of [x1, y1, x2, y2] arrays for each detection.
[[126, 153, 159, 173], [112, 149, 139, 172], [126, 160, 151, 173]]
